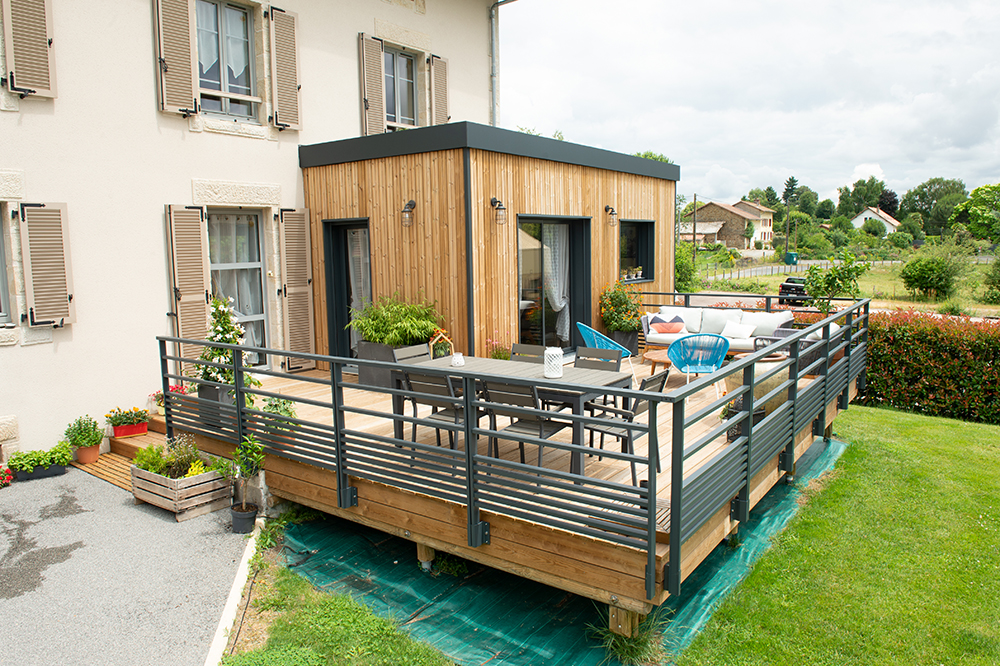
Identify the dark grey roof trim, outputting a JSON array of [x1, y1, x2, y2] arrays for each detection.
[[299, 121, 680, 182]]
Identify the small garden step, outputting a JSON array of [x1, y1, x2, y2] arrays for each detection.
[[110, 431, 165, 460]]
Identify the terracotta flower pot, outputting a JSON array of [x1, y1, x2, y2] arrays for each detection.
[[76, 444, 100, 464]]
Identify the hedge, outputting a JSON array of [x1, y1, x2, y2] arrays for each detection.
[[862, 310, 1000, 423]]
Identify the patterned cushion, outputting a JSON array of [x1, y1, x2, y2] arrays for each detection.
[[650, 315, 685, 334]]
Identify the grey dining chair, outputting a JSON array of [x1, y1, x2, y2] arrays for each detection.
[[482, 380, 569, 468], [583, 370, 669, 486], [544, 347, 623, 412], [510, 343, 545, 364], [392, 343, 431, 364], [402, 371, 464, 449]]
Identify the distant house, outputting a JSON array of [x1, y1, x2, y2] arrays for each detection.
[[681, 201, 760, 249], [677, 221, 723, 245], [850, 207, 900, 235], [733, 200, 775, 247]]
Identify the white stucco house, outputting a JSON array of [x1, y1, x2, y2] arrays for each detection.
[[0, 0, 502, 458], [733, 199, 775, 247], [850, 206, 900, 236]]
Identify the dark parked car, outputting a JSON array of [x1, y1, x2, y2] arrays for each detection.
[[778, 276, 809, 305]]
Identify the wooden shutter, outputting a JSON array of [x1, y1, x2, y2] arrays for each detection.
[[279, 208, 315, 371], [1, 0, 57, 98], [359, 33, 384, 135], [154, 0, 198, 116], [18, 203, 73, 325], [167, 205, 210, 375], [430, 55, 449, 126], [269, 6, 300, 131]]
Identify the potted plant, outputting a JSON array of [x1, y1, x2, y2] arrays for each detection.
[[196, 297, 261, 405], [226, 434, 265, 534], [105, 407, 149, 440], [66, 414, 106, 464], [598, 280, 643, 354], [0, 466, 12, 489], [8, 441, 74, 481], [130, 433, 232, 522], [635, 265, 643, 279], [347, 294, 442, 388], [150, 384, 190, 415]]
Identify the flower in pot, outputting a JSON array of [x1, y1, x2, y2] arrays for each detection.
[[0, 466, 12, 489], [66, 415, 106, 464], [226, 434, 264, 534], [196, 297, 261, 405], [150, 384, 190, 415], [347, 293, 442, 388], [105, 407, 150, 440], [635, 265, 643, 279], [8, 441, 74, 481], [598, 280, 643, 354], [132, 434, 233, 521]]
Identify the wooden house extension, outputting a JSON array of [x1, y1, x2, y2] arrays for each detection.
[[299, 122, 679, 359]]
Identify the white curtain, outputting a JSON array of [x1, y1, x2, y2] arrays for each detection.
[[543, 225, 570, 343], [347, 229, 372, 353]]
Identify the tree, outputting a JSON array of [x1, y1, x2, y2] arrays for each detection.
[[675, 193, 687, 225], [900, 213, 925, 240], [632, 150, 673, 163], [742, 221, 755, 247], [886, 231, 914, 249], [796, 185, 818, 217], [763, 186, 781, 208], [926, 192, 968, 236], [836, 176, 886, 217], [878, 189, 899, 217], [861, 218, 887, 237], [782, 177, 799, 254], [803, 250, 871, 314], [950, 183, 1000, 242], [674, 242, 698, 292], [816, 199, 835, 219], [898, 177, 967, 219], [830, 215, 854, 233], [899, 242, 972, 300]]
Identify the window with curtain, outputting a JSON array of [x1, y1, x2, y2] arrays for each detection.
[[208, 211, 266, 365], [384, 49, 416, 127], [196, 0, 255, 118]]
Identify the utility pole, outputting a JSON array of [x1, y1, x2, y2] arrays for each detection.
[[692, 194, 697, 268]]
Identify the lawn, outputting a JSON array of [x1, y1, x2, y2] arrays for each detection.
[[677, 405, 1000, 666]]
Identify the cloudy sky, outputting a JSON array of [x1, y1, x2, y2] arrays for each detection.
[[498, 0, 1000, 207]]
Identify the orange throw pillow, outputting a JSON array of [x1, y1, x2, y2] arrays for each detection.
[[650, 316, 685, 334]]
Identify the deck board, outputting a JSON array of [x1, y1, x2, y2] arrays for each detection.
[[71, 452, 134, 492]]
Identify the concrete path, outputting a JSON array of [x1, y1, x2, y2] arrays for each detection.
[[0, 466, 247, 666]]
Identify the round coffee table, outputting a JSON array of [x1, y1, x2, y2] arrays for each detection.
[[643, 349, 673, 374]]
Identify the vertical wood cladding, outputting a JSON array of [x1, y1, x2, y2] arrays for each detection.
[[303, 148, 675, 358]]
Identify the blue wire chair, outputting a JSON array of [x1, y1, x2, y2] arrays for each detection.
[[667, 334, 730, 390], [576, 322, 637, 385]]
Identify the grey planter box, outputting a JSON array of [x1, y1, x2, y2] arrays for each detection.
[[15, 465, 67, 482], [198, 384, 235, 405], [610, 330, 640, 356], [356, 341, 398, 389]]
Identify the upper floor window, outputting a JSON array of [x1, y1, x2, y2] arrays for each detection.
[[196, 0, 255, 118], [384, 49, 416, 127]]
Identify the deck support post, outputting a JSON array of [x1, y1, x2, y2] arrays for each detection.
[[609, 605, 645, 637], [416, 543, 435, 571]]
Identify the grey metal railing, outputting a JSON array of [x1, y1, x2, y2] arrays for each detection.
[[155, 297, 868, 600]]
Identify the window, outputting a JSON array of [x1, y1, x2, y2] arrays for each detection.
[[0, 214, 11, 324], [384, 49, 416, 127], [155, 0, 301, 129], [196, 0, 255, 118], [359, 33, 449, 136], [620, 220, 655, 280], [208, 211, 267, 364]]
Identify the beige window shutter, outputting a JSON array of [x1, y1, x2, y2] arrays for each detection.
[[167, 204, 210, 376], [18, 203, 73, 326], [430, 55, 449, 126], [279, 208, 316, 372], [268, 6, 301, 131], [1, 0, 57, 98], [154, 0, 198, 116], [358, 33, 385, 136]]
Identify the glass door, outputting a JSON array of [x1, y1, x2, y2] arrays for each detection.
[[518, 221, 573, 349], [345, 227, 372, 356], [324, 220, 372, 360], [208, 211, 267, 365]]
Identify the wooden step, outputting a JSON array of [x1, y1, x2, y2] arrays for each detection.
[[110, 431, 166, 460], [149, 414, 167, 434], [71, 452, 134, 492]]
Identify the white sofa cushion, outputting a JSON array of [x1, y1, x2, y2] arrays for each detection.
[[740, 310, 794, 338], [701, 308, 743, 334], [645, 331, 690, 347], [658, 306, 702, 333], [806, 322, 841, 341], [722, 320, 756, 339]]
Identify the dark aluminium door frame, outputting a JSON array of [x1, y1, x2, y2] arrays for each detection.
[[516, 214, 592, 350], [323, 218, 370, 359]]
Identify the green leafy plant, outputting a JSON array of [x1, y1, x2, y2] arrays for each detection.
[[262, 397, 297, 432], [196, 297, 262, 402], [229, 434, 265, 511], [134, 443, 167, 475], [150, 384, 189, 408], [8, 441, 74, 473], [899, 242, 972, 301], [104, 406, 149, 427], [598, 280, 642, 332], [347, 294, 442, 346], [803, 250, 871, 314], [134, 433, 208, 479], [485, 331, 512, 359], [64, 415, 105, 449], [587, 606, 672, 665]]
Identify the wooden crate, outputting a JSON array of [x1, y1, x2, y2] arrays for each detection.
[[131, 465, 231, 522]]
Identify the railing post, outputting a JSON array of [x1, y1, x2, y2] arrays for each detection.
[[233, 347, 245, 445], [331, 360, 357, 508], [858, 301, 869, 392], [159, 338, 174, 439], [780, 338, 800, 477], [815, 323, 832, 438], [645, 401, 658, 600], [732, 363, 754, 523], [840, 308, 854, 409], [667, 399, 686, 596], [464, 375, 490, 547]]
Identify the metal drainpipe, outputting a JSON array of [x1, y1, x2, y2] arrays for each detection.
[[490, 0, 520, 126]]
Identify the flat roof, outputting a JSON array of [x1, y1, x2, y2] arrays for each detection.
[[299, 121, 680, 182]]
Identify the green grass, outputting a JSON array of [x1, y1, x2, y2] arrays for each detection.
[[223, 568, 453, 666], [678, 405, 1000, 666]]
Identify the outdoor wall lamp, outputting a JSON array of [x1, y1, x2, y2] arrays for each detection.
[[401, 199, 416, 227], [605, 205, 618, 227], [490, 197, 507, 225]]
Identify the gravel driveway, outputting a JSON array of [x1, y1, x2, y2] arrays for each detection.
[[0, 467, 247, 666]]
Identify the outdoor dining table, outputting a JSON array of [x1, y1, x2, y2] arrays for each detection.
[[391, 355, 632, 476]]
